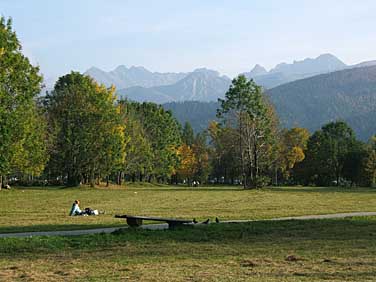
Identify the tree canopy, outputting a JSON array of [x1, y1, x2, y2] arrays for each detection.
[[45, 72, 126, 186], [0, 17, 46, 187], [217, 75, 278, 188]]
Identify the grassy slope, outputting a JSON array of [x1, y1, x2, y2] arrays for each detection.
[[1, 185, 376, 233], [1, 218, 376, 281]]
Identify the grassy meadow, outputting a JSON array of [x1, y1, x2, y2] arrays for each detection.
[[1, 184, 376, 233], [1, 218, 376, 281], [1, 185, 376, 281]]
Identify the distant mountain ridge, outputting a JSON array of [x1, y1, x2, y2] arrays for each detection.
[[117, 68, 231, 103], [114, 54, 350, 102], [85, 65, 187, 89], [83, 54, 376, 104], [244, 54, 347, 88]]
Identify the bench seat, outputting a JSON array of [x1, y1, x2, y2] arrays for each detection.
[[115, 214, 193, 228]]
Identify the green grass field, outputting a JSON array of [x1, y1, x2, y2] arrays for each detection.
[[1, 218, 376, 281], [1, 185, 376, 281], [1, 184, 376, 233]]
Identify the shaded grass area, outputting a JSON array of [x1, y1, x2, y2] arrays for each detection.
[[1, 217, 376, 281], [1, 185, 376, 233]]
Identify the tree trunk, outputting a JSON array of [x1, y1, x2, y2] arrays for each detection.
[[250, 142, 258, 188], [68, 173, 80, 187], [274, 167, 278, 186], [117, 172, 122, 186], [88, 172, 95, 187], [0, 175, 2, 190]]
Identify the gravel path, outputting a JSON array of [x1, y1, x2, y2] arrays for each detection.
[[1, 211, 376, 238]]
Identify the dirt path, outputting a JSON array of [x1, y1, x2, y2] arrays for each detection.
[[1, 211, 376, 238]]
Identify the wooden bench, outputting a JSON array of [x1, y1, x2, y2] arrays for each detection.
[[115, 215, 193, 229]]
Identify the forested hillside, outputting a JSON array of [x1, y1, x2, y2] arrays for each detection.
[[268, 66, 376, 140], [163, 101, 219, 133], [165, 66, 376, 141]]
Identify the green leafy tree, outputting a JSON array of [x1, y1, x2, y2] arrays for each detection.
[[299, 121, 357, 186], [362, 136, 376, 187], [192, 132, 210, 183], [122, 101, 181, 182], [120, 102, 154, 182], [217, 75, 278, 188], [45, 72, 126, 186], [10, 103, 49, 180], [0, 17, 44, 187], [208, 121, 240, 184], [342, 142, 368, 186], [182, 122, 195, 146]]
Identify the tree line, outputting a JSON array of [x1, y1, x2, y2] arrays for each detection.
[[1, 17, 375, 188]]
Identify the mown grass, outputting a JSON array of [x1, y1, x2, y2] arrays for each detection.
[[1, 184, 376, 233], [1, 217, 376, 281]]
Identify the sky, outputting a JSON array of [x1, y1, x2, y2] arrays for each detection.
[[1, 0, 376, 81]]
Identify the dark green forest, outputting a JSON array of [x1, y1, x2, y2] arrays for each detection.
[[268, 66, 376, 140], [163, 101, 220, 133]]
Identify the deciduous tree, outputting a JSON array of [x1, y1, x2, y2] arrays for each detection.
[[217, 75, 278, 188], [279, 127, 310, 181], [0, 17, 45, 187], [45, 72, 126, 186], [299, 121, 357, 186], [182, 122, 195, 146]]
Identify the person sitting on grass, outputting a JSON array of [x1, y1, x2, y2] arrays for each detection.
[[69, 200, 104, 216], [69, 200, 83, 216]]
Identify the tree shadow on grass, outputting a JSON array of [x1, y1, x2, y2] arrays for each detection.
[[266, 186, 376, 193], [262, 270, 376, 281], [1, 217, 376, 268], [12, 186, 79, 191], [0, 223, 125, 234], [138, 187, 244, 192]]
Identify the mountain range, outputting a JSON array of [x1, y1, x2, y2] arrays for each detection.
[[116, 68, 231, 104], [244, 53, 347, 88], [85, 65, 187, 89], [85, 53, 376, 103], [164, 66, 376, 141], [83, 54, 376, 140]]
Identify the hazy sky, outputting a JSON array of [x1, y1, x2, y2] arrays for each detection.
[[2, 0, 376, 80]]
